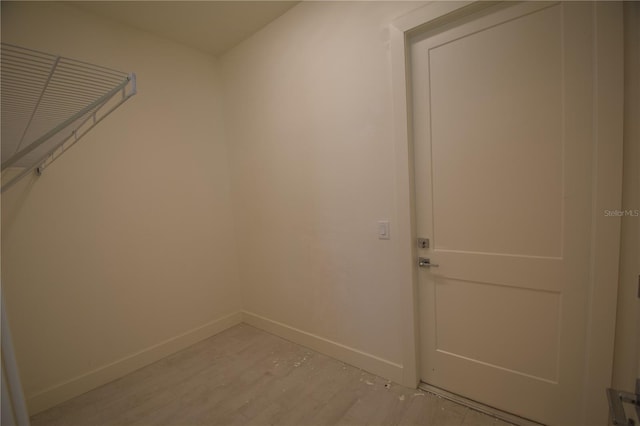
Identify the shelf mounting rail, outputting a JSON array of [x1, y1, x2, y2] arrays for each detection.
[[1, 42, 137, 193]]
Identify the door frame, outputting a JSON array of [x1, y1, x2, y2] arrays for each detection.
[[389, 2, 624, 424]]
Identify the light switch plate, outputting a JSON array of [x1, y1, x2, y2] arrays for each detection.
[[378, 220, 390, 240]]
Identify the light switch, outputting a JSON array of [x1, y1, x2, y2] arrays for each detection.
[[378, 220, 390, 240]]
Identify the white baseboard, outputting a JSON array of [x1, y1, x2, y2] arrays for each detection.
[[242, 311, 404, 384], [27, 311, 243, 415], [28, 311, 404, 415]]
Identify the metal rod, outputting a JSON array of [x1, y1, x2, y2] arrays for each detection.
[[12, 56, 61, 155], [1, 80, 47, 92], [0, 63, 51, 76], [45, 82, 116, 97], [0, 52, 56, 67], [38, 92, 134, 173], [1, 69, 50, 84], [51, 74, 123, 89], [38, 89, 104, 103], [1, 43, 136, 190], [2, 42, 125, 75], [1, 88, 42, 97], [0, 56, 53, 68], [1, 42, 57, 59], [0, 166, 37, 194], [57, 58, 126, 77], [1, 77, 129, 171], [53, 66, 125, 84]]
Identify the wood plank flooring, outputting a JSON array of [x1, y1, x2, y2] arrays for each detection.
[[31, 324, 513, 426]]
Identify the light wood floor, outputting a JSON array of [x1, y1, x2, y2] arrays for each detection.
[[31, 324, 513, 426]]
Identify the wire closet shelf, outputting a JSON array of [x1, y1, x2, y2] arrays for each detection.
[[1, 42, 136, 193]]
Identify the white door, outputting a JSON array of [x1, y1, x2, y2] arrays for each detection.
[[411, 3, 617, 425]]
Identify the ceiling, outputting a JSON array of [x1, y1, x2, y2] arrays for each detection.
[[70, 1, 299, 57]]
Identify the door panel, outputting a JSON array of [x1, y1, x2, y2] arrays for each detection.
[[435, 279, 561, 382], [411, 3, 599, 425], [429, 3, 564, 259]]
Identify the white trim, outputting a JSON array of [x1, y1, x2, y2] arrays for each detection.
[[389, 21, 418, 390], [26, 311, 243, 415], [2, 290, 31, 426], [242, 311, 404, 384], [390, 1, 623, 424], [392, 1, 475, 33], [582, 2, 624, 424], [389, 0, 482, 393]]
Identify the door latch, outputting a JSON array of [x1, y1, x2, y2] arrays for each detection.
[[418, 257, 438, 267], [417, 238, 429, 249]]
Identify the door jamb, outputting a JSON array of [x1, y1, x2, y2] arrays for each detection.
[[389, 2, 624, 424]]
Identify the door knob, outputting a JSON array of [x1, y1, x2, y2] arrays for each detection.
[[418, 257, 439, 267]]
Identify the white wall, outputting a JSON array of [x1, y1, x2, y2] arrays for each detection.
[[221, 1, 423, 376], [612, 1, 640, 392], [2, 0, 635, 418], [1, 2, 241, 414], [222, 0, 637, 399]]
